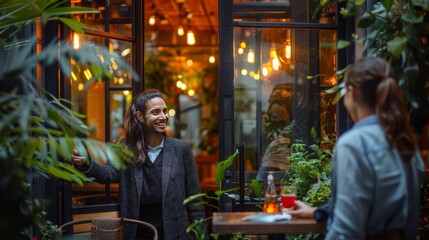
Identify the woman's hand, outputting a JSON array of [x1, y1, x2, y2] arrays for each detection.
[[71, 149, 85, 167], [286, 200, 316, 218]]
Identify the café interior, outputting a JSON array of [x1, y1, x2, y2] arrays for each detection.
[[27, 0, 429, 238]]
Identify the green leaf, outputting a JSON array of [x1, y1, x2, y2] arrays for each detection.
[[183, 193, 207, 205], [48, 136, 58, 162], [381, 0, 394, 13], [214, 187, 238, 197], [324, 84, 340, 94], [355, 0, 366, 6], [387, 36, 408, 58], [401, 11, 424, 24], [44, 7, 99, 16], [251, 179, 263, 198], [337, 40, 351, 49], [357, 12, 375, 28], [59, 18, 87, 34], [59, 137, 73, 159], [215, 149, 239, 185]]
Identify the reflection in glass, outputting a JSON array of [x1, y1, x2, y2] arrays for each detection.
[[233, 27, 337, 200], [110, 91, 131, 143], [69, 34, 133, 207]]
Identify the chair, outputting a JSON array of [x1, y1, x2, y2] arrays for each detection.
[[60, 217, 158, 240]]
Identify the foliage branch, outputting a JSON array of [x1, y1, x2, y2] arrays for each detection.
[[0, 0, 136, 238]]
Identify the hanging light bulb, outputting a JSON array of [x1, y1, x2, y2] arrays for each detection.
[[187, 30, 195, 45], [247, 49, 255, 63], [209, 55, 215, 63], [279, 30, 292, 64], [73, 32, 80, 50], [177, 25, 184, 36], [149, 14, 156, 26], [272, 56, 280, 70]]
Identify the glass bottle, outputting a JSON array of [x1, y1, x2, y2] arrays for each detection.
[[263, 171, 279, 214]]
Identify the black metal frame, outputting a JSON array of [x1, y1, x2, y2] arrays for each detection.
[[218, 0, 354, 212], [39, 0, 144, 226]]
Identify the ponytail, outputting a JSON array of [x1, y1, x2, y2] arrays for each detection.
[[345, 57, 417, 161], [375, 76, 417, 161]]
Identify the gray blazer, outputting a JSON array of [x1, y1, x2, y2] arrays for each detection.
[[80, 137, 207, 239]]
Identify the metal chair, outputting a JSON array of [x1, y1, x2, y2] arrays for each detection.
[[60, 217, 158, 240]]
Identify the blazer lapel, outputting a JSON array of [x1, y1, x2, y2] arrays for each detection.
[[162, 137, 174, 207]]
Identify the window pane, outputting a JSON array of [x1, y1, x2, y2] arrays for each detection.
[[233, 27, 337, 197], [72, 0, 133, 37], [110, 91, 132, 143], [109, 39, 133, 87], [233, 0, 336, 24], [70, 34, 132, 206]]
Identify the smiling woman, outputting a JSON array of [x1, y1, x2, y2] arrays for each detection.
[[72, 89, 208, 239]]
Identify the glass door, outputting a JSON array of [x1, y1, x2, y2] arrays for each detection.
[[219, 0, 339, 211]]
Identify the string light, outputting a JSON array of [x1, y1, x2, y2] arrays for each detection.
[[187, 30, 195, 45], [149, 14, 156, 26], [177, 25, 184, 36]]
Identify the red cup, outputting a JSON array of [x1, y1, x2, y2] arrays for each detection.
[[280, 185, 297, 209]]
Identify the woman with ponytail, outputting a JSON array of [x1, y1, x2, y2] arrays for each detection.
[[72, 89, 206, 240], [287, 57, 424, 240]]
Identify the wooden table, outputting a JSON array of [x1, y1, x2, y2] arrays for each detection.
[[212, 212, 326, 235]]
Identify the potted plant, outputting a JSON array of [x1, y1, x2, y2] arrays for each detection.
[[0, 1, 135, 238]]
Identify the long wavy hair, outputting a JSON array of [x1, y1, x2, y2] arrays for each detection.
[[123, 89, 166, 165], [344, 57, 417, 161]]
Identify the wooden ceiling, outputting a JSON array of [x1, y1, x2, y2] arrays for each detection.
[[144, 0, 218, 34]]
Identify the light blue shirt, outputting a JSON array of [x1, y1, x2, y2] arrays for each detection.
[[326, 115, 425, 240], [147, 138, 164, 163]]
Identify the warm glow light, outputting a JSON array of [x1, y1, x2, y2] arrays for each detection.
[[187, 30, 195, 45], [241, 69, 248, 76], [285, 44, 291, 60], [272, 56, 280, 71], [209, 55, 215, 63], [73, 32, 80, 50], [169, 109, 176, 117], [249, 71, 255, 77], [262, 67, 268, 76], [149, 15, 156, 25], [99, 54, 104, 63], [279, 39, 292, 64], [254, 73, 260, 80], [188, 89, 195, 96], [176, 80, 183, 88], [240, 41, 247, 48], [238, 48, 244, 55], [177, 25, 184, 36], [121, 48, 131, 57], [247, 49, 255, 63], [270, 48, 277, 59], [180, 83, 187, 90], [84, 69, 92, 80], [186, 59, 193, 67], [71, 71, 77, 81], [123, 90, 130, 95], [118, 78, 124, 84], [177, 74, 183, 79], [78, 83, 84, 91]]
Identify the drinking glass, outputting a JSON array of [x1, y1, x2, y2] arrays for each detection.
[[280, 184, 297, 211]]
